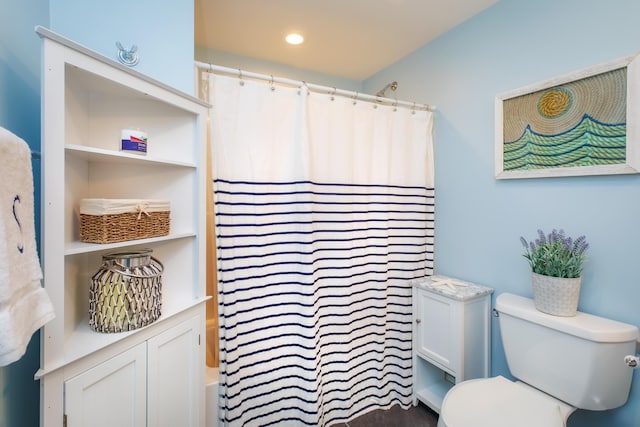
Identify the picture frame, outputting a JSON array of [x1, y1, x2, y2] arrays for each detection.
[[495, 53, 640, 179]]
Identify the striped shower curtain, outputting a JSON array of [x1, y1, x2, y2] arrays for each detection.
[[209, 73, 435, 426]]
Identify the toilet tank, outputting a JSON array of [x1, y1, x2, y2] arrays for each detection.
[[496, 293, 638, 411]]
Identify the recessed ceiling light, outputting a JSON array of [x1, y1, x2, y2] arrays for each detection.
[[285, 33, 304, 45]]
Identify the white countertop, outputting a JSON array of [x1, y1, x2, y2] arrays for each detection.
[[412, 275, 494, 301]]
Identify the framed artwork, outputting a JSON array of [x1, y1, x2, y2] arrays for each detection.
[[495, 53, 640, 179]]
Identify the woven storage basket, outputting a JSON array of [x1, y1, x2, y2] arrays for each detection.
[[89, 250, 163, 333], [79, 199, 170, 244]]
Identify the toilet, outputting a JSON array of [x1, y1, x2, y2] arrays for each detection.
[[437, 293, 639, 427]]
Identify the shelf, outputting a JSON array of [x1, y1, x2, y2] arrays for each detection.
[[415, 378, 454, 413], [65, 297, 206, 364], [33, 24, 209, 109], [65, 232, 196, 255], [416, 353, 453, 376], [38, 297, 209, 378], [66, 144, 197, 169], [39, 27, 207, 427]]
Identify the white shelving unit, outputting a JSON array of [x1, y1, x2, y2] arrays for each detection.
[[412, 276, 493, 413], [36, 27, 210, 427]]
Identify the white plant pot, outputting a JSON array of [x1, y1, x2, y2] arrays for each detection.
[[531, 272, 582, 317]]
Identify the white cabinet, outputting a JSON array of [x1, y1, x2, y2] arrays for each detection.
[[65, 343, 147, 427], [64, 316, 202, 427], [36, 27, 209, 427], [414, 289, 458, 372], [412, 276, 492, 413], [148, 316, 202, 427]]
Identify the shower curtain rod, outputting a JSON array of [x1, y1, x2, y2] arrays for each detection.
[[195, 61, 435, 112]]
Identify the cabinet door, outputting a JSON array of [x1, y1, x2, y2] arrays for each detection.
[[147, 316, 203, 427], [65, 343, 147, 427], [415, 289, 458, 372]]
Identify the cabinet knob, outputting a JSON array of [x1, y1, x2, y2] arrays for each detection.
[[415, 319, 421, 324]]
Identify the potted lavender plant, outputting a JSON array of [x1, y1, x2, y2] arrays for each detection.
[[520, 229, 589, 316]]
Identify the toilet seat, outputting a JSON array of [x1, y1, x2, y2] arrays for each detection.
[[440, 376, 572, 427]]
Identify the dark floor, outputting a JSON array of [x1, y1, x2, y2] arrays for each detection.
[[331, 403, 439, 427]]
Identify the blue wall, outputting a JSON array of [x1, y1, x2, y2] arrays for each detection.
[[0, 0, 48, 426], [195, 46, 363, 92], [364, 0, 640, 425], [50, 0, 195, 94]]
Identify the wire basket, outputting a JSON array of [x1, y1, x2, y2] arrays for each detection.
[[89, 249, 163, 333]]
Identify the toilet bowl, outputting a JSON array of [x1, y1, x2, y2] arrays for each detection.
[[437, 293, 638, 427], [437, 376, 574, 427]]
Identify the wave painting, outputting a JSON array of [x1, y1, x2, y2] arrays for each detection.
[[501, 67, 627, 173], [503, 114, 626, 171]]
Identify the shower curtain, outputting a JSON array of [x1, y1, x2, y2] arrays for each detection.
[[209, 73, 435, 426]]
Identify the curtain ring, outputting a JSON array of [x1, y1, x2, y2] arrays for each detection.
[[238, 69, 245, 86], [330, 87, 336, 101], [352, 92, 358, 105], [270, 75, 275, 91], [412, 102, 417, 115], [298, 81, 307, 96]]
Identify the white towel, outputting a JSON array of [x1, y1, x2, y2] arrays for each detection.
[[0, 127, 55, 366]]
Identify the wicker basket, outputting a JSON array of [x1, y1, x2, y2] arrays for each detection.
[[79, 199, 170, 244], [89, 250, 163, 333]]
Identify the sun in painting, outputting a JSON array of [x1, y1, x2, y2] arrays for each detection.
[[537, 88, 573, 118]]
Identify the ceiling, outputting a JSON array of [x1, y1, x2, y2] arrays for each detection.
[[194, 0, 499, 81]]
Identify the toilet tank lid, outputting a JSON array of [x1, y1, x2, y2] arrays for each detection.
[[496, 293, 639, 343]]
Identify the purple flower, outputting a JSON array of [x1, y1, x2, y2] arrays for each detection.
[[520, 236, 528, 248], [537, 229, 547, 245], [565, 236, 573, 248], [573, 235, 589, 255], [520, 229, 589, 278]]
